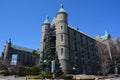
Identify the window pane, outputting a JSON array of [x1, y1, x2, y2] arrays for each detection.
[[61, 35, 63, 42], [61, 48, 64, 55], [61, 26, 63, 30], [11, 54, 18, 65]]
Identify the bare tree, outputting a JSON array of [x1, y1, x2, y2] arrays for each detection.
[[96, 41, 110, 75], [96, 37, 120, 75], [108, 37, 120, 74]]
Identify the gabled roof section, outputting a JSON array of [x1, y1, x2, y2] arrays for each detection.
[[11, 45, 35, 53], [58, 4, 67, 13], [43, 16, 50, 24]]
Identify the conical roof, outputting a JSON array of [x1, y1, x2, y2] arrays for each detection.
[[58, 4, 67, 13], [43, 16, 50, 24]]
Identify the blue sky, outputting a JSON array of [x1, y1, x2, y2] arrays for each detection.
[[0, 0, 120, 54]]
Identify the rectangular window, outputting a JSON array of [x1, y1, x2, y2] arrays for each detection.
[[68, 30, 69, 34], [61, 35, 64, 42], [75, 42, 77, 51], [61, 48, 64, 55], [82, 60, 85, 64], [80, 35, 83, 43], [74, 32, 76, 40], [11, 54, 18, 65], [61, 26, 63, 30]]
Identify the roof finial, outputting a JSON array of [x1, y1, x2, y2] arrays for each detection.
[[8, 38, 11, 43], [46, 15, 49, 19], [105, 30, 109, 35], [60, 4, 63, 8]]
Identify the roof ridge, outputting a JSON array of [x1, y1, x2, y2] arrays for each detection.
[[11, 44, 35, 53], [68, 25, 95, 40]]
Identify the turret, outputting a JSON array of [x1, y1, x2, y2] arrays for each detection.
[[55, 4, 70, 73], [56, 4, 68, 24], [42, 16, 51, 41], [40, 16, 51, 54]]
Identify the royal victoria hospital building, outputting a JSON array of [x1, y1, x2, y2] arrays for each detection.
[[1, 5, 119, 75]]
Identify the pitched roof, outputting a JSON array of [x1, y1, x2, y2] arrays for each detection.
[[68, 25, 96, 41], [11, 45, 34, 53]]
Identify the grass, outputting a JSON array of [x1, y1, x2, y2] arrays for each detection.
[[26, 75, 43, 79]]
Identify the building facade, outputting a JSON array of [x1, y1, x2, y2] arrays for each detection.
[[1, 39, 39, 68], [1, 4, 120, 75], [40, 4, 120, 75], [40, 4, 109, 74]]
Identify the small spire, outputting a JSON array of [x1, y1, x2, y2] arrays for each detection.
[[43, 16, 50, 24], [101, 30, 110, 40], [58, 4, 67, 13], [60, 4, 63, 8], [105, 30, 109, 35], [8, 38, 11, 43]]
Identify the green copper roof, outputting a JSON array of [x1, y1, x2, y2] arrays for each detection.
[[100, 30, 110, 40], [43, 16, 50, 24], [58, 4, 67, 13], [11, 45, 34, 53]]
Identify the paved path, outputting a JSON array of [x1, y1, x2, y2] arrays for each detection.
[[105, 77, 120, 80], [0, 75, 27, 80], [110, 77, 120, 80]]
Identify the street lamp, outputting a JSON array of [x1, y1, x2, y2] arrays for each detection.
[[72, 66, 76, 80], [51, 60, 55, 80]]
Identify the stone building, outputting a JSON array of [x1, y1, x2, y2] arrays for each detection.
[[1, 38, 39, 67], [40, 4, 109, 75], [40, 4, 120, 75], [1, 4, 120, 75]]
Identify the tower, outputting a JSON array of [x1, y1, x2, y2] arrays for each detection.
[[3, 38, 11, 64], [40, 16, 50, 53], [55, 4, 70, 73]]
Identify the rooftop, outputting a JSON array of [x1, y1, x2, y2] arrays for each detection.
[[58, 4, 67, 13], [43, 16, 50, 24], [68, 25, 96, 41], [11, 45, 35, 53]]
